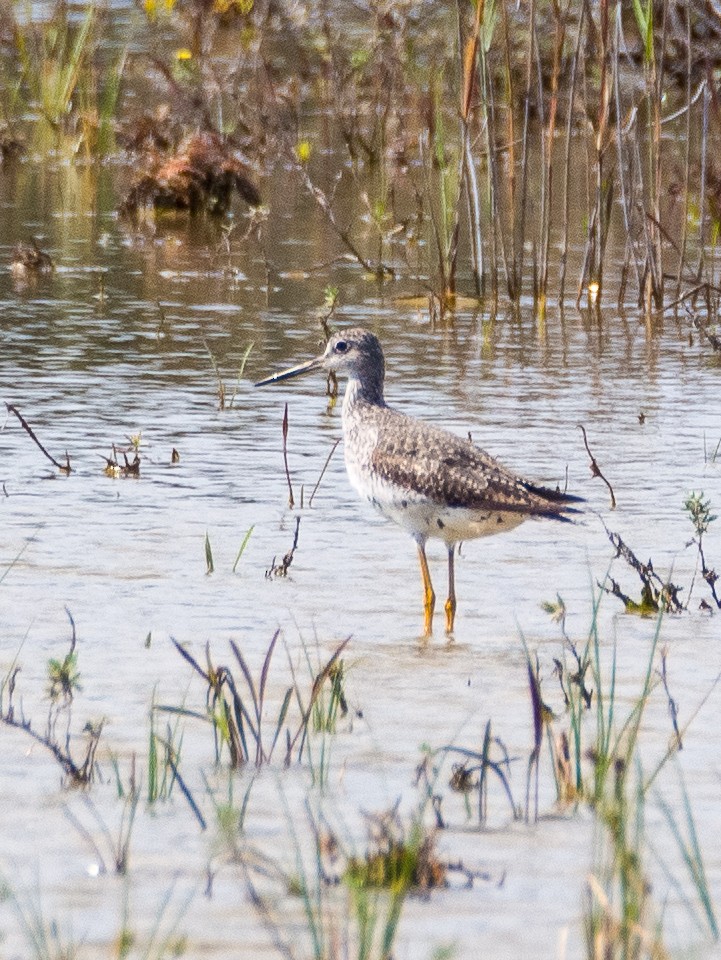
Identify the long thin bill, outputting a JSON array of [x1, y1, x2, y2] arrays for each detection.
[[254, 354, 324, 387]]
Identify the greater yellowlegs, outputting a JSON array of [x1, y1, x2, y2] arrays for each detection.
[[256, 328, 582, 636]]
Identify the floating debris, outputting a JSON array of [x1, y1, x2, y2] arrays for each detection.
[[0, 126, 24, 163], [10, 239, 54, 277], [121, 131, 261, 216], [103, 444, 141, 478]]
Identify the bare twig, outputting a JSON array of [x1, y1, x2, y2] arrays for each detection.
[[308, 439, 341, 508], [578, 424, 616, 508], [266, 516, 301, 578], [5, 403, 71, 473], [598, 519, 684, 614], [282, 403, 294, 509], [298, 168, 395, 279]]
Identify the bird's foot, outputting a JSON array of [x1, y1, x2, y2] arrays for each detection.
[[444, 596, 456, 635]]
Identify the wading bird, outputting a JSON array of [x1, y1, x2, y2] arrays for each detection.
[[256, 328, 582, 636]]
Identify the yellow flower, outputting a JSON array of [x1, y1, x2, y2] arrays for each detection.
[[295, 140, 311, 164], [214, 0, 254, 11], [175, 48, 193, 61]]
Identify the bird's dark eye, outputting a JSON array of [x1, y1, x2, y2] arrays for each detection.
[[334, 340, 349, 353]]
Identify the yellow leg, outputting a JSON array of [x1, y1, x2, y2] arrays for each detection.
[[417, 541, 435, 636], [445, 545, 457, 634]]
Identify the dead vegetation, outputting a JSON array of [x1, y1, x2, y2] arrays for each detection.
[[10, 238, 54, 276], [120, 130, 261, 216], [0, 613, 104, 786]]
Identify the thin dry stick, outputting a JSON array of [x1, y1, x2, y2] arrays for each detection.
[[674, 5, 693, 301], [202, 337, 226, 410], [537, 0, 566, 317], [559, 3, 585, 304], [308, 438, 341, 508], [418, 128, 449, 298], [5, 403, 71, 473], [515, 0, 536, 302], [456, 0, 485, 297], [282, 403, 294, 509], [698, 82, 710, 284], [578, 424, 616, 508], [593, 0, 610, 301], [500, 0, 518, 299], [480, 41, 503, 309], [299, 168, 394, 279], [613, 9, 643, 302], [651, 0, 670, 308]]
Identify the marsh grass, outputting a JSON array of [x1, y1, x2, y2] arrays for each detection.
[[232, 525, 255, 572], [147, 692, 184, 804], [112, 881, 192, 960], [63, 788, 140, 876], [163, 633, 350, 769], [4, 804, 193, 957], [442, 719, 519, 824], [242, 795, 443, 960], [4, 885, 78, 960], [204, 769, 255, 862], [203, 531, 214, 574], [703, 435, 721, 464], [653, 774, 719, 942], [290, 639, 350, 789], [534, 587, 719, 957], [9, 0, 118, 156]]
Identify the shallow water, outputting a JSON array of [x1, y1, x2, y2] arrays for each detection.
[[1, 130, 721, 960]]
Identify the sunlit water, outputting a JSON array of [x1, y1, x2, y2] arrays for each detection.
[[1, 156, 720, 960]]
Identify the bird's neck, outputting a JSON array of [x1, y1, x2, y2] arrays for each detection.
[[342, 373, 385, 416]]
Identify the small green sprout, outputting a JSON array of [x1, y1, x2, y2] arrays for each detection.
[[684, 492, 717, 539], [47, 649, 81, 703]]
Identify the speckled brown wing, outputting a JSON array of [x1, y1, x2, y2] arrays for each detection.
[[370, 409, 579, 517]]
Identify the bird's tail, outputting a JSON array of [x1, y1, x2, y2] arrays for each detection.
[[521, 480, 584, 505]]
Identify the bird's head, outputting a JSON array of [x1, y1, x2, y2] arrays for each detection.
[[255, 327, 385, 389]]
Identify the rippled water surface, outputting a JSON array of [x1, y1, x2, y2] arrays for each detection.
[[1, 155, 721, 959]]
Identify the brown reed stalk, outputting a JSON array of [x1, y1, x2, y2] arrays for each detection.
[[5, 403, 71, 473], [644, 0, 667, 314], [458, 0, 485, 298], [612, 10, 643, 308], [480, 33, 504, 309], [537, 0, 567, 320], [282, 403, 294, 510], [500, 0, 520, 301], [559, 3, 585, 305], [698, 82, 710, 284], [674, 5, 693, 301], [577, 0, 611, 308], [593, 0, 610, 302], [515, 0, 536, 304]]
